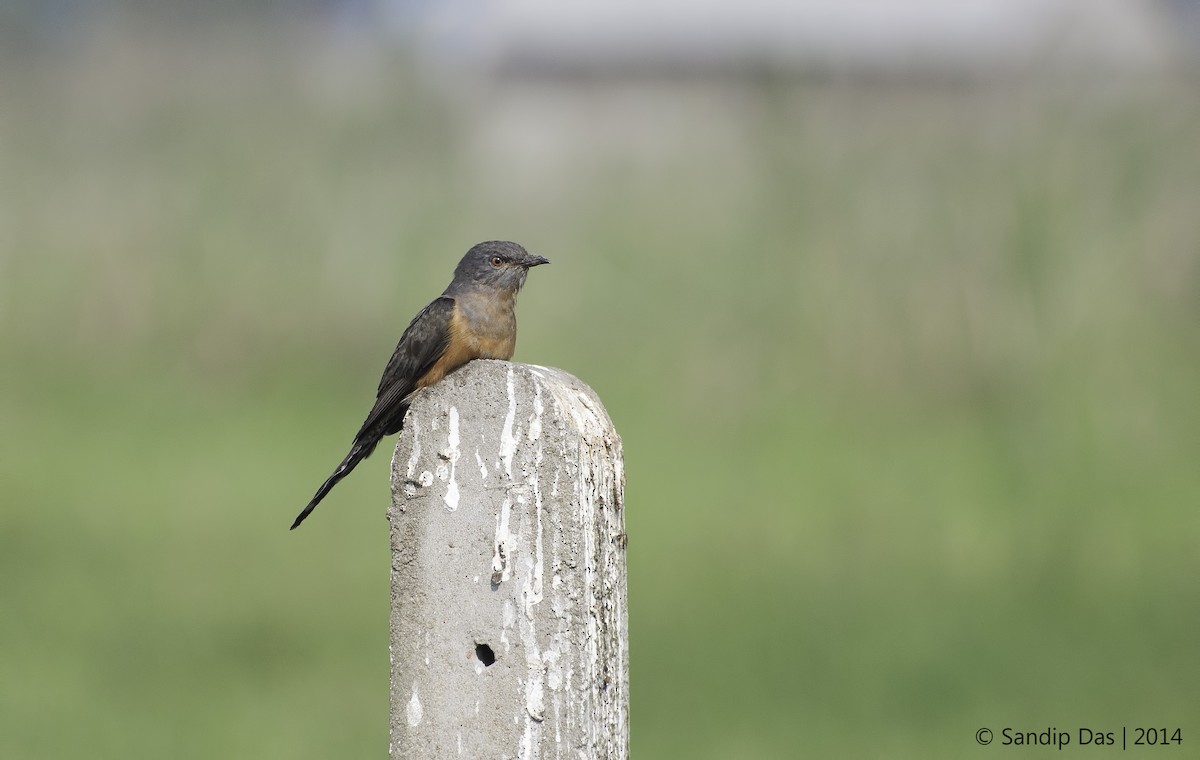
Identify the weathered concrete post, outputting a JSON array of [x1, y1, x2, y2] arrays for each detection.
[[387, 359, 627, 759]]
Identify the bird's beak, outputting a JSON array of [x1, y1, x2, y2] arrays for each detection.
[[524, 255, 550, 268]]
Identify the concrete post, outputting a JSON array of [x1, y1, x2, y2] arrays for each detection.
[[387, 360, 627, 760]]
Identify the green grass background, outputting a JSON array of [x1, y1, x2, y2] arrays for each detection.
[[2, 26, 1198, 759]]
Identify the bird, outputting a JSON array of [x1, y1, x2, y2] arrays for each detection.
[[290, 241, 549, 529]]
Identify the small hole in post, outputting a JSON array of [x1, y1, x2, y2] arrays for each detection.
[[475, 643, 496, 667]]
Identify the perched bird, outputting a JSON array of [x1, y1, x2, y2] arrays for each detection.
[[291, 241, 549, 529]]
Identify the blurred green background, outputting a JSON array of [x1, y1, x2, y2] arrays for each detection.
[[2, 12, 1199, 760]]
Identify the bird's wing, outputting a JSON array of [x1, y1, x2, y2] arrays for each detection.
[[356, 295, 456, 438]]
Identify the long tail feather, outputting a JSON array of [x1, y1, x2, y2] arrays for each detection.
[[290, 439, 375, 529]]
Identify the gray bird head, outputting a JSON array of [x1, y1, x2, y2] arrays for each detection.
[[447, 241, 549, 295]]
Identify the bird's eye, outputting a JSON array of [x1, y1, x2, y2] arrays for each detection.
[[490, 256, 504, 268]]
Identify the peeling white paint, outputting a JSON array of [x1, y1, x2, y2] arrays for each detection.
[[501, 598, 516, 654], [527, 381, 543, 442], [516, 375, 549, 753], [500, 365, 517, 477], [519, 721, 533, 760], [418, 470, 433, 487], [544, 648, 562, 690], [528, 414, 545, 610], [493, 497, 513, 585], [406, 685, 423, 727], [522, 610, 545, 723], [405, 424, 422, 480], [444, 406, 461, 511], [475, 448, 488, 479], [553, 697, 561, 746]]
